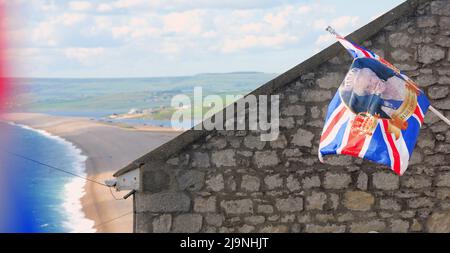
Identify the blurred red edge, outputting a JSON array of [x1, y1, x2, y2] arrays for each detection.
[[0, 2, 12, 114]]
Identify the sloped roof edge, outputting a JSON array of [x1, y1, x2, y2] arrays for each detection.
[[114, 0, 429, 177]]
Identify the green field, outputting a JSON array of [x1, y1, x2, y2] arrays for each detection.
[[14, 72, 277, 119]]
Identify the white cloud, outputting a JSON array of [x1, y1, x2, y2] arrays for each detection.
[[315, 34, 334, 45], [69, 1, 92, 11], [58, 13, 86, 25], [97, 3, 113, 12], [263, 6, 293, 30], [32, 21, 58, 46], [41, 2, 58, 12], [331, 16, 360, 30], [298, 5, 312, 14], [163, 10, 204, 34], [64, 47, 105, 63]]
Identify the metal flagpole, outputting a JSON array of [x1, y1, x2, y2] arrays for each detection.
[[429, 106, 450, 126], [325, 26, 450, 127]]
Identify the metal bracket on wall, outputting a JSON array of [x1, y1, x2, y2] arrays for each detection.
[[115, 168, 140, 191]]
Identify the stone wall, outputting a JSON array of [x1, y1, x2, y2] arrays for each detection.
[[134, 0, 450, 233]]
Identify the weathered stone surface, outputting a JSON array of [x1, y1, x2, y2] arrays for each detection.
[[276, 197, 303, 212], [244, 135, 266, 150], [220, 199, 253, 214], [436, 173, 450, 187], [417, 131, 435, 149], [286, 175, 301, 192], [192, 152, 210, 168], [380, 199, 401, 211], [142, 170, 170, 192], [205, 214, 224, 227], [264, 174, 283, 189], [302, 176, 321, 189], [431, 0, 450, 16], [211, 149, 236, 167], [177, 170, 205, 191], [428, 86, 449, 99], [324, 172, 351, 189], [434, 99, 450, 110], [411, 219, 422, 232], [280, 117, 295, 129], [153, 214, 172, 233], [390, 219, 409, 233], [357, 172, 368, 190], [329, 193, 339, 210], [408, 197, 434, 209], [416, 74, 438, 87], [206, 137, 227, 149], [372, 172, 399, 190], [259, 225, 289, 233], [389, 33, 411, 48], [427, 212, 450, 233], [305, 224, 346, 233], [440, 17, 450, 28], [350, 220, 386, 233], [173, 214, 203, 233], [317, 72, 344, 89], [206, 174, 225, 192], [417, 16, 437, 28], [238, 225, 255, 233], [291, 128, 314, 147], [283, 105, 306, 116], [270, 134, 287, 149], [254, 151, 280, 168], [306, 192, 327, 210], [245, 215, 265, 225], [137, 192, 191, 213], [418, 45, 446, 64], [402, 176, 432, 189], [194, 196, 216, 213], [343, 191, 375, 211], [436, 143, 450, 154], [257, 205, 274, 214], [391, 49, 413, 61], [436, 36, 450, 47], [324, 155, 353, 166], [241, 175, 260, 192], [301, 89, 333, 102]]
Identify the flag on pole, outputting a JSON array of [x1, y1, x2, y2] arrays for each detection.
[[318, 27, 430, 175]]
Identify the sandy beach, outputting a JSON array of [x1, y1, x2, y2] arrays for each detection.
[[3, 113, 181, 232]]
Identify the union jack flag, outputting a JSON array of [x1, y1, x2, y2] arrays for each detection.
[[318, 29, 430, 175]]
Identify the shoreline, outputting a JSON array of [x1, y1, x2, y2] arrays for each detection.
[[3, 112, 182, 232]]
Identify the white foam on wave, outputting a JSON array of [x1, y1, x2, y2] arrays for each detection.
[[7, 121, 96, 233]]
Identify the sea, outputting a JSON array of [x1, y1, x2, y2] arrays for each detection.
[[0, 121, 95, 233]]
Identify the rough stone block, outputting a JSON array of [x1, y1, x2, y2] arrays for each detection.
[[241, 175, 260, 192], [220, 199, 253, 214], [254, 151, 280, 168], [427, 212, 450, 233], [211, 149, 236, 167], [152, 214, 172, 233], [372, 172, 399, 190], [343, 191, 375, 211], [291, 128, 314, 147], [275, 197, 303, 212], [172, 214, 203, 233], [177, 170, 205, 191], [194, 196, 217, 213], [324, 172, 351, 189], [350, 220, 386, 233], [137, 192, 191, 213]]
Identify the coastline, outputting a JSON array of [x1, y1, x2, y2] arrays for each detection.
[[3, 112, 182, 232]]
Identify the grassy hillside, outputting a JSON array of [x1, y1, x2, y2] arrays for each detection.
[[13, 72, 277, 117]]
